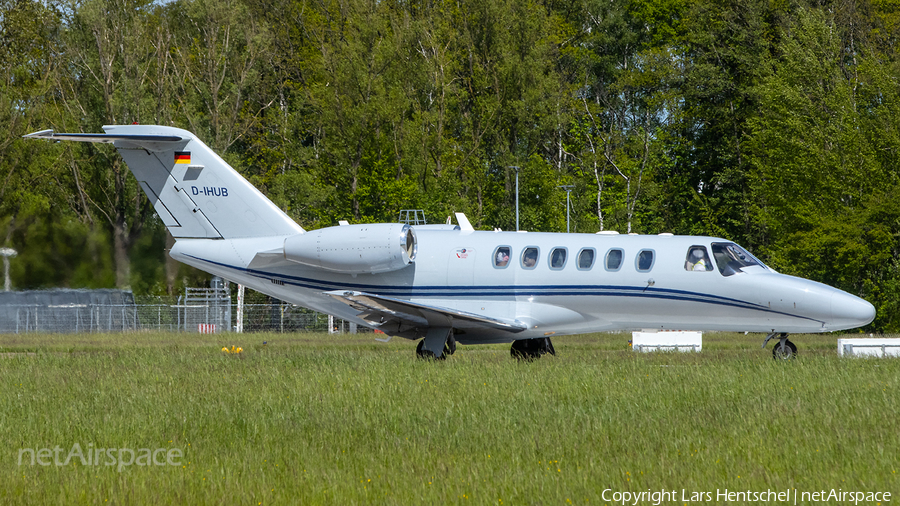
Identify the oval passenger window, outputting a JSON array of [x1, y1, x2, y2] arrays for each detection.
[[578, 249, 595, 269], [606, 249, 623, 270], [549, 248, 567, 269], [637, 250, 654, 271], [521, 247, 539, 269]]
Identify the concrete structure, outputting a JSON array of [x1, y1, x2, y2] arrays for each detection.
[[632, 330, 703, 352], [837, 338, 900, 358]]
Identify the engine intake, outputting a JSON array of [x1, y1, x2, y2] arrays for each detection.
[[283, 223, 417, 274]]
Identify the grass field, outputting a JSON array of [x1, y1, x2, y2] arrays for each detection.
[[1, 331, 897, 505]]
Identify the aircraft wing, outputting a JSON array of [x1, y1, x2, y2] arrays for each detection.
[[325, 290, 528, 334]]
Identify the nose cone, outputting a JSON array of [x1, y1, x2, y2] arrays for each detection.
[[830, 291, 876, 330]]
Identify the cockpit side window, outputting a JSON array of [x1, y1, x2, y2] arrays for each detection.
[[685, 246, 713, 271], [711, 242, 761, 277], [493, 246, 511, 268]]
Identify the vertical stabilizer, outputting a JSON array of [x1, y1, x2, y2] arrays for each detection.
[[25, 125, 304, 240]]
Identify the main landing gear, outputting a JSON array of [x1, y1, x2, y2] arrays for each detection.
[[510, 337, 556, 361], [762, 332, 797, 360], [415, 327, 456, 360]]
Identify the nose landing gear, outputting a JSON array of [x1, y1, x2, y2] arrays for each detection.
[[762, 332, 797, 360]]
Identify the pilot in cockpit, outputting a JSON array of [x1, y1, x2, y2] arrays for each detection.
[[686, 247, 712, 271]]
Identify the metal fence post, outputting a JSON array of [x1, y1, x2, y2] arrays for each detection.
[[236, 284, 244, 333]]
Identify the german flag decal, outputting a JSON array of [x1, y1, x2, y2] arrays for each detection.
[[174, 151, 191, 164]]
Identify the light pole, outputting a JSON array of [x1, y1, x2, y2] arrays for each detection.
[[0, 247, 17, 292], [557, 185, 574, 233], [508, 166, 520, 231]]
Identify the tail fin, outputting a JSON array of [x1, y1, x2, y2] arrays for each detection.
[[25, 125, 303, 240]]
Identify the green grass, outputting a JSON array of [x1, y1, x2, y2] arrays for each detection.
[[1, 332, 898, 505]]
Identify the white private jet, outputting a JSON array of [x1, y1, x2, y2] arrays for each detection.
[[26, 126, 876, 359]]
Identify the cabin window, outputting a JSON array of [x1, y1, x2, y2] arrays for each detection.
[[549, 247, 567, 270], [636, 250, 654, 271], [605, 248, 623, 271], [711, 242, 762, 277], [521, 247, 539, 270], [493, 246, 511, 268], [577, 248, 595, 270], [685, 246, 713, 271]]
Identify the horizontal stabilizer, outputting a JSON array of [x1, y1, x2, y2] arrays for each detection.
[[24, 129, 183, 145], [325, 290, 527, 333]]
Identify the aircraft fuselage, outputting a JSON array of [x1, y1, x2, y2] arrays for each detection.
[[171, 228, 875, 344]]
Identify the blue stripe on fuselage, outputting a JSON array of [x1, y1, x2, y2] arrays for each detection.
[[184, 254, 823, 324]]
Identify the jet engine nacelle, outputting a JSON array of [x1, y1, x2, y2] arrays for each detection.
[[283, 223, 417, 274]]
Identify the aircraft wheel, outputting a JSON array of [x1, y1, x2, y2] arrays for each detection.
[[416, 339, 447, 360], [772, 339, 797, 360], [510, 339, 532, 360], [446, 331, 457, 355], [511, 338, 552, 361]]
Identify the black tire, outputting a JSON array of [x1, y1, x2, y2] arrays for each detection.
[[510, 339, 532, 360], [446, 332, 457, 355], [772, 339, 797, 360], [545, 337, 556, 356], [416, 339, 447, 360], [511, 338, 549, 360]]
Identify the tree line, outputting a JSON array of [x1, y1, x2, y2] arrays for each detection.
[[1, 0, 898, 330]]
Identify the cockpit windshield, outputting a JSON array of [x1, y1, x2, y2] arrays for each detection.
[[711, 242, 766, 277]]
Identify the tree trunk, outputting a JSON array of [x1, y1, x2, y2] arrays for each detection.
[[113, 217, 130, 288], [165, 230, 178, 295]]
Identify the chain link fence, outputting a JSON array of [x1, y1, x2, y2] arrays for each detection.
[[0, 291, 364, 334], [239, 303, 365, 333]]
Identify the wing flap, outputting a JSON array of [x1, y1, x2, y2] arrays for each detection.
[[325, 290, 527, 333]]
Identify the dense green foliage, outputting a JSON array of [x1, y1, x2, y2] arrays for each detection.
[[1, 0, 898, 330], [1, 332, 898, 504]]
